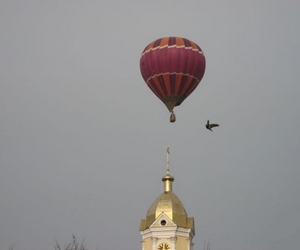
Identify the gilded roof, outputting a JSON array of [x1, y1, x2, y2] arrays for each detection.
[[139, 174, 194, 231]]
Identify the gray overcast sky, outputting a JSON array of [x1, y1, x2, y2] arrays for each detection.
[[1, 1, 300, 250]]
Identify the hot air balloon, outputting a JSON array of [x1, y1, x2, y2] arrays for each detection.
[[140, 37, 206, 122]]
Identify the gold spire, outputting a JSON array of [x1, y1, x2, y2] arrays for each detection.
[[162, 173, 174, 193], [164, 145, 174, 192], [139, 145, 194, 232]]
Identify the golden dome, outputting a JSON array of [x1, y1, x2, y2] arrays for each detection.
[[140, 173, 194, 231]]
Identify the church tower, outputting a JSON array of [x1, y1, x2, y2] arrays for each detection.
[[139, 147, 195, 250]]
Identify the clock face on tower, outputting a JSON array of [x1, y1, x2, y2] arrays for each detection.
[[157, 243, 170, 250]]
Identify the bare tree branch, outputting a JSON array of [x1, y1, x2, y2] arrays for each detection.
[[203, 239, 212, 250], [54, 235, 86, 250], [9, 244, 16, 250]]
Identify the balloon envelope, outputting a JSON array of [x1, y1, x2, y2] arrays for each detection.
[[140, 37, 206, 112]]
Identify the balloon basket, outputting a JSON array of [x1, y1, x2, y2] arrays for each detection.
[[170, 112, 176, 123]]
